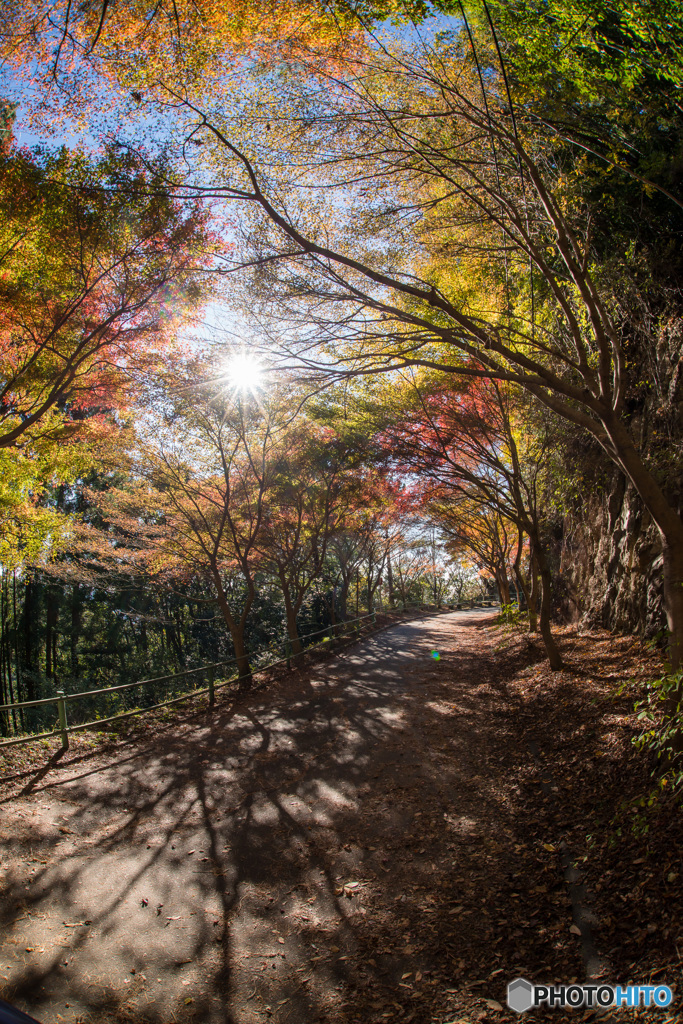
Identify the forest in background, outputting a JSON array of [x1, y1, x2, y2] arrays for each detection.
[[0, 0, 681, 768]]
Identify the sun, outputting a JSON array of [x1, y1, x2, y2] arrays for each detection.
[[222, 352, 265, 394]]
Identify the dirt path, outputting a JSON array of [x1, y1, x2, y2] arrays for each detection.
[[0, 610, 667, 1024]]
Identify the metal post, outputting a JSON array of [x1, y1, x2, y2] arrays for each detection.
[[208, 665, 215, 708], [57, 691, 69, 750]]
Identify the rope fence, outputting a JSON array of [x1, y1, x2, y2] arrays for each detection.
[[0, 602, 495, 751], [0, 611, 379, 750]]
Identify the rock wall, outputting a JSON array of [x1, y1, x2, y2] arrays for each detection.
[[556, 469, 665, 638]]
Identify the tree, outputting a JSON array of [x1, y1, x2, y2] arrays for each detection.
[[387, 531, 429, 608], [128, 388, 280, 686], [0, 0, 428, 137], [158, 15, 683, 667], [257, 421, 358, 657], [323, 475, 397, 618], [374, 373, 562, 664], [437, 499, 517, 601], [0, 143, 206, 451]]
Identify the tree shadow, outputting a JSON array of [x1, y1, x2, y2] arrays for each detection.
[[0, 612, 615, 1024]]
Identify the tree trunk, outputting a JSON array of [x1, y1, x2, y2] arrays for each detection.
[[284, 599, 303, 660], [232, 631, 252, 689], [212, 579, 252, 689], [23, 578, 35, 700], [531, 541, 563, 670], [70, 585, 81, 678], [367, 570, 383, 613], [386, 552, 396, 608], [497, 571, 511, 606], [398, 579, 407, 607], [338, 579, 350, 621], [512, 534, 536, 631], [45, 586, 58, 679], [529, 556, 540, 633], [0, 592, 8, 735]]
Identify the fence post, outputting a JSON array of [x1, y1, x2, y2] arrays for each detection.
[[286, 638, 291, 671], [372, 611, 376, 625], [208, 665, 215, 709], [57, 691, 69, 750]]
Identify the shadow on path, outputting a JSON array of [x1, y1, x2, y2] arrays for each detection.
[[0, 611, 576, 1024]]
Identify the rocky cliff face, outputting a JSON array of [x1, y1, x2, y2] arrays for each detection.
[[549, 305, 683, 641], [557, 469, 665, 638]]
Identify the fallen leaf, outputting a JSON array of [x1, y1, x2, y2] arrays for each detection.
[[570, 924, 582, 936], [485, 999, 504, 1011]]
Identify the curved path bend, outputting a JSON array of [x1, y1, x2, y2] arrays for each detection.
[[0, 611, 567, 1024]]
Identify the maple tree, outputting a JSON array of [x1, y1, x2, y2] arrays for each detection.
[[1, 0, 681, 737], [256, 420, 360, 657], [323, 475, 399, 619], [437, 498, 517, 600], [386, 533, 430, 608], [156, 12, 683, 671], [0, 139, 208, 572], [129, 385, 282, 686], [371, 372, 563, 665], [0, 143, 206, 450], [79, 381, 373, 682], [0, 0, 428, 142]]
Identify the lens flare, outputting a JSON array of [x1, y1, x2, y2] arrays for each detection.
[[431, 650, 441, 660], [222, 353, 264, 393]]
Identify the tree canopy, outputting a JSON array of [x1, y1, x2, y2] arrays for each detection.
[[0, 0, 681, 742]]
